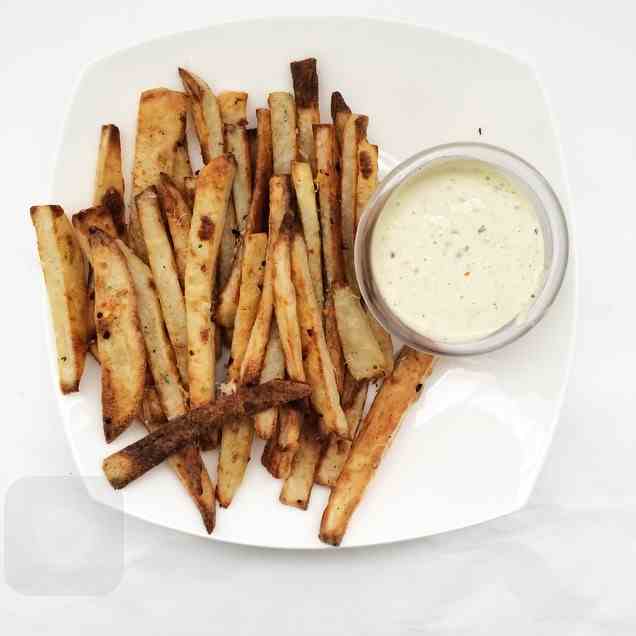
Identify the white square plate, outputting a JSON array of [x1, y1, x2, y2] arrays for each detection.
[[49, 17, 576, 548]]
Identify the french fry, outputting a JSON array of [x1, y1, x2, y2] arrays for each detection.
[[355, 138, 378, 229], [173, 138, 193, 194], [89, 229, 146, 441], [273, 223, 305, 383], [254, 323, 285, 440], [277, 401, 301, 452], [103, 379, 312, 489], [94, 124, 126, 237], [218, 91, 248, 126], [333, 282, 387, 380], [323, 292, 345, 394], [178, 68, 224, 163], [320, 348, 436, 546], [314, 124, 345, 289], [215, 241, 243, 328], [72, 206, 118, 263], [262, 406, 301, 479], [216, 233, 267, 506], [290, 231, 349, 438], [247, 127, 258, 176], [246, 109, 273, 234], [31, 205, 88, 393], [119, 241, 217, 532], [218, 198, 239, 290], [268, 92, 297, 175], [367, 312, 394, 376], [183, 175, 197, 210], [341, 114, 368, 292], [343, 374, 369, 438], [290, 58, 319, 174], [156, 173, 192, 288], [136, 186, 188, 384], [291, 161, 324, 307], [130, 89, 188, 261], [186, 155, 235, 407], [239, 176, 290, 384], [330, 91, 351, 154], [280, 414, 322, 509]]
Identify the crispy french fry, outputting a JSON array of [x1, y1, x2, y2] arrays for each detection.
[[218, 198, 239, 290], [343, 373, 369, 438], [291, 161, 324, 307], [225, 126, 252, 232], [262, 406, 301, 479], [136, 186, 188, 385], [280, 414, 322, 509], [94, 124, 126, 237], [130, 89, 188, 261], [314, 124, 345, 289], [103, 379, 312, 489], [323, 292, 345, 395], [254, 323, 285, 439], [273, 224, 305, 383], [277, 400, 301, 452], [291, 58, 319, 174], [156, 173, 192, 288], [217, 413, 253, 507], [183, 175, 197, 210], [173, 138, 193, 194], [290, 231, 349, 438], [331, 91, 351, 154], [31, 205, 88, 393], [246, 109, 273, 234], [239, 176, 290, 384], [341, 114, 368, 292], [186, 155, 235, 407], [215, 241, 243, 328], [89, 229, 146, 441], [367, 312, 394, 376], [355, 138, 378, 229], [72, 206, 118, 263], [333, 282, 387, 380], [178, 68, 224, 163], [320, 348, 436, 546], [268, 92, 297, 175], [218, 91, 248, 126]]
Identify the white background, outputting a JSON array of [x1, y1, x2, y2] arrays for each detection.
[[2, 1, 635, 633]]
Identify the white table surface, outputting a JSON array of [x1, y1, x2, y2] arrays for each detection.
[[2, 0, 635, 633]]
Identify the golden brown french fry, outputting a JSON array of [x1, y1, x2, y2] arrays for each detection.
[[290, 58, 319, 174], [331, 91, 351, 154], [367, 312, 394, 376], [323, 292, 345, 395], [130, 89, 188, 261], [333, 282, 387, 380], [72, 206, 118, 263], [94, 124, 126, 237], [225, 126, 252, 232], [183, 175, 197, 210], [218, 198, 239, 290], [178, 68, 224, 163], [268, 92, 297, 175], [103, 379, 312, 489], [246, 109, 273, 234], [262, 406, 301, 479], [341, 114, 368, 292], [280, 414, 322, 509], [186, 155, 235, 407], [291, 161, 324, 307], [89, 229, 146, 441], [355, 139, 378, 229], [320, 348, 436, 546], [215, 241, 243, 328], [254, 323, 285, 440], [239, 176, 290, 384], [314, 124, 345, 289], [173, 138, 193, 194], [277, 400, 301, 452], [156, 173, 192, 288], [218, 91, 248, 126], [31, 205, 88, 393], [273, 224, 305, 383], [216, 233, 267, 506], [290, 231, 349, 438], [136, 186, 188, 384]]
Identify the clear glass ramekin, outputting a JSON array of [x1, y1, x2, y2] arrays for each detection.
[[354, 142, 569, 356]]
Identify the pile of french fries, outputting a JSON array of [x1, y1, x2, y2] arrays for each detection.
[[31, 58, 436, 546]]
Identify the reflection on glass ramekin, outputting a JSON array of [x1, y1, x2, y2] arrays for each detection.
[[354, 143, 569, 356]]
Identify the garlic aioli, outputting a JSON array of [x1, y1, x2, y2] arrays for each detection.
[[371, 159, 545, 342]]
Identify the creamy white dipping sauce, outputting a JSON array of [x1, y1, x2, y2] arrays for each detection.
[[371, 159, 545, 342]]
